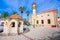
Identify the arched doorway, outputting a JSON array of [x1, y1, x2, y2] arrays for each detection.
[[47, 19, 51, 24], [11, 22, 15, 27]]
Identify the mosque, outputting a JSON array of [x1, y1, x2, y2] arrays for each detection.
[[29, 3, 58, 27], [0, 3, 58, 35]]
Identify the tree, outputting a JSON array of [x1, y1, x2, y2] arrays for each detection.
[[23, 18, 30, 26], [0, 15, 3, 18], [3, 12, 9, 18], [19, 6, 26, 18], [26, 11, 30, 26], [0, 13, 2, 18], [26, 11, 30, 21], [0, 12, 4, 18], [12, 11, 17, 14], [23, 18, 27, 25]]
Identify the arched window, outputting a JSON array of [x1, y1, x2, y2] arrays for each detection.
[[37, 20, 38, 24], [48, 19, 51, 24], [41, 20, 44, 24], [12, 22, 15, 27]]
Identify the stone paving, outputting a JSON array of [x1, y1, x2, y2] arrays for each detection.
[[0, 26, 60, 40]]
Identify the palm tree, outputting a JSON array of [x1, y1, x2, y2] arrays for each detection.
[[3, 12, 9, 18], [26, 11, 30, 26], [19, 6, 26, 18], [26, 11, 30, 21], [12, 11, 17, 14]]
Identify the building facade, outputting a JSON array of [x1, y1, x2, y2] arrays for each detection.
[[29, 3, 58, 27]]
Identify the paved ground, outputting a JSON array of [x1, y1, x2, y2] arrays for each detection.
[[23, 26, 60, 40], [0, 26, 60, 40]]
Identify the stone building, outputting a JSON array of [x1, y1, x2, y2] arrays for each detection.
[[3, 14, 23, 35], [29, 3, 58, 27]]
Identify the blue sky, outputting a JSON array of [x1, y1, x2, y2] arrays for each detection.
[[0, 0, 60, 19]]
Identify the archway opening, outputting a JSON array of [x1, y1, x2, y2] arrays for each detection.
[[11, 22, 15, 27]]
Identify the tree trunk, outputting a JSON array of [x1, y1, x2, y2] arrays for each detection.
[[21, 11, 23, 18]]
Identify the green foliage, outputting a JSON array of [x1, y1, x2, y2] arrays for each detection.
[[23, 18, 27, 24], [0, 14, 2, 18], [12, 11, 17, 14], [19, 6, 26, 11], [19, 6, 26, 18], [0, 16, 1, 18], [26, 11, 30, 16], [0, 13, 3, 18], [23, 18, 30, 26], [26, 11, 30, 21], [0, 15, 3, 18], [3, 12, 9, 18]]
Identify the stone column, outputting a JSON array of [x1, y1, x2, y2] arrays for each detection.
[[19, 21, 23, 33]]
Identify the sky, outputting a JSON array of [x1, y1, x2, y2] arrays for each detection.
[[0, 0, 60, 19]]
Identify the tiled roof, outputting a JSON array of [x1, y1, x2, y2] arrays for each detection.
[[9, 14, 21, 19]]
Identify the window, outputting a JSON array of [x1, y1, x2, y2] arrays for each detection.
[[41, 20, 44, 24], [12, 22, 15, 27], [48, 19, 51, 24], [37, 20, 38, 24]]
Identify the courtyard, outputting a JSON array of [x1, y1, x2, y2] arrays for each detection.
[[0, 26, 60, 40]]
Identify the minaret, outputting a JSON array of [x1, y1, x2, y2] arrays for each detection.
[[32, 3, 36, 28], [32, 3, 36, 15]]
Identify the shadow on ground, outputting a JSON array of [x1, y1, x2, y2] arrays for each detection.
[[48, 32, 60, 40], [23, 27, 30, 33]]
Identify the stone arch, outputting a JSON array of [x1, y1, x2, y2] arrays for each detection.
[[11, 22, 15, 27], [10, 19, 17, 27], [9, 19, 18, 34]]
